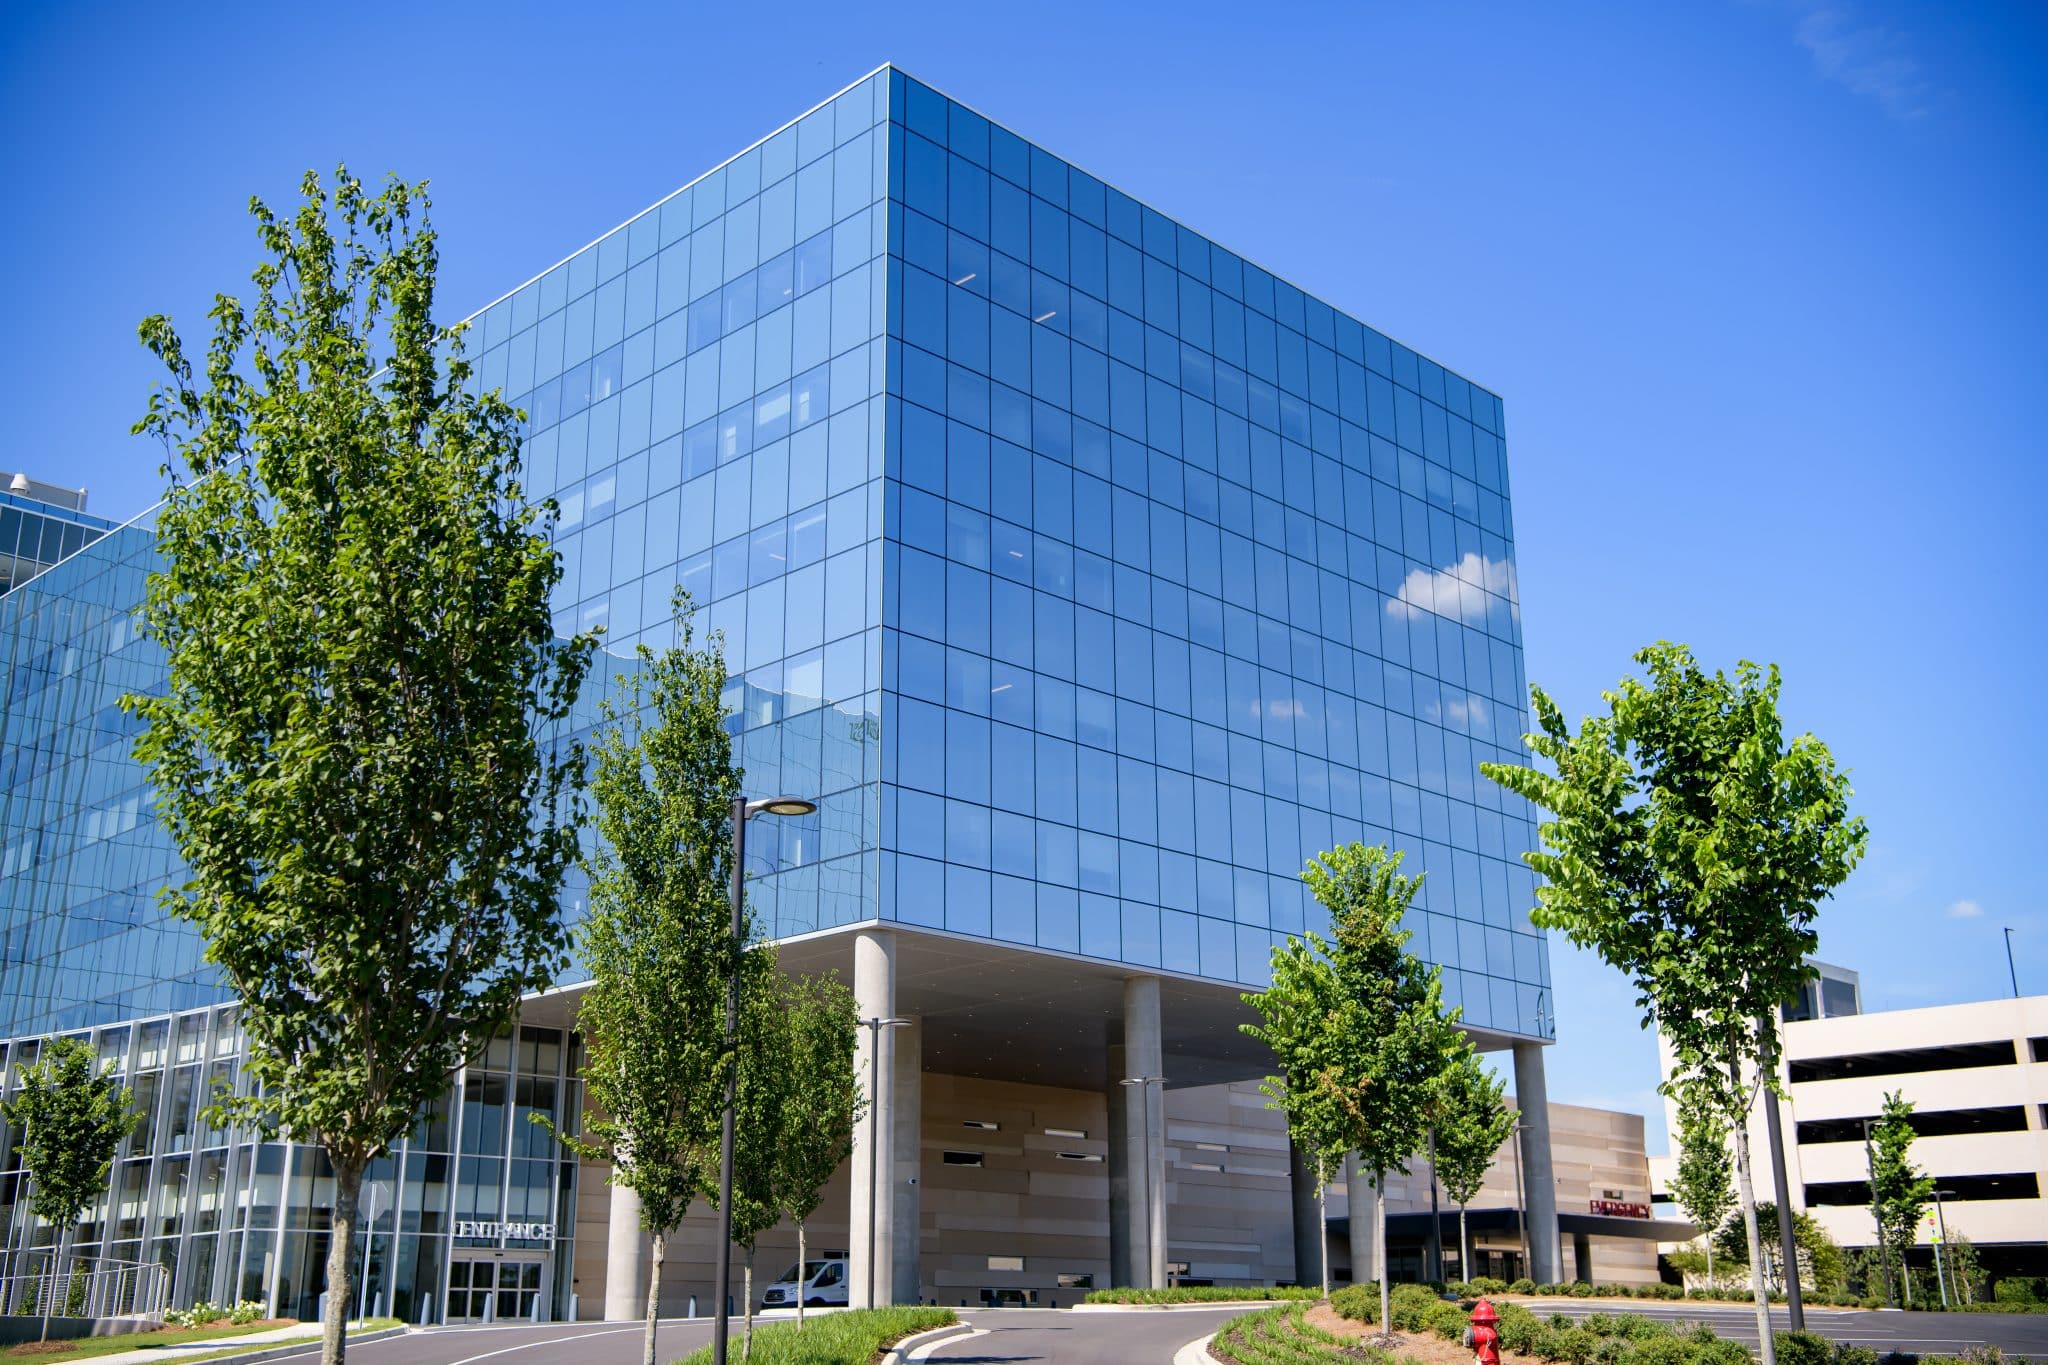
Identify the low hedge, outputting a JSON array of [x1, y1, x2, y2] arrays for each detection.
[[1084, 1285, 1322, 1304], [675, 1306, 955, 1365]]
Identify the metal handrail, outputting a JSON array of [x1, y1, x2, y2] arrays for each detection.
[[0, 1254, 169, 1322]]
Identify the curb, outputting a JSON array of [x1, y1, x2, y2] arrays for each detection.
[[1173, 1330, 1219, 1365], [173, 1325, 409, 1365], [878, 1321, 975, 1365], [1070, 1301, 1296, 1313]]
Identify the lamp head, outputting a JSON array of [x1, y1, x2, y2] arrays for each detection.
[[746, 795, 817, 819]]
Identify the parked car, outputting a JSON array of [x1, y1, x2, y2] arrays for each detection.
[[760, 1258, 849, 1309]]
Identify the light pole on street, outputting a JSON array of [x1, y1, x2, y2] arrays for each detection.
[[713, 795, 815, 1365], [860, 1014, 912, 1307]]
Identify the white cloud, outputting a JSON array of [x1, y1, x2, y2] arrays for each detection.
[[1796, 6, 1931, 121], [1946, 899, 1983, 920], [1387, 552, 1518, 625]]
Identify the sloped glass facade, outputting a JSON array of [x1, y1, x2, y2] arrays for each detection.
[[0, 64, 1549, 1044]]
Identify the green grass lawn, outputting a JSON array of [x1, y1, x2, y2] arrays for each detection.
[[0, 1317, 400, 1364], [673, 1306, 956, 1365]]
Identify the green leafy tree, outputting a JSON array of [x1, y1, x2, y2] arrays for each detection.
[[0, 1038, 141, 1341], [1481, 644, 1866, 1365], [1429, 1051, 1517, 1284], [1672, 1098, 1736, 1285], [551, 600, 753, 1365], [1243, 844, 1464, 1332], [1714, 1202, 1845, 1294], [126, 170, 592, 1365], [728, 969, 796, 1361], [771, 973, 863, 1329], [1869, 1091, 1934, 1305]]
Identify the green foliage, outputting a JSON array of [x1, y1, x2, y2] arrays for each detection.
[[1993, 1276, 2043, 1304], [551, 599, 748, 1365], [0, 1038, 141, 1238], [128, 167, 592, 1160], [1241, 843, 1466, 1325], [1868, 1091, 1934, 1290], [1713, 1201, 1845, 1292], [556, 600, 746, 1227], [126, 169, 592, 1365], [1480, 642, 1866, 1113], [673, 1307, 955, 1365], [165, 1303, 228, 1329], [1429, 1049, 1517, 1269], [1773, 1332, 1836, 1365], [1511, 1277, 1537, 1294], [1481, 642, 1867, 1365], [1671, 1097, 1734, 1281], [1081, 1286, 1320, 1304]]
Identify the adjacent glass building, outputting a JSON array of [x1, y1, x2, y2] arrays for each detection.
[[0, 66, 1556, 1318]]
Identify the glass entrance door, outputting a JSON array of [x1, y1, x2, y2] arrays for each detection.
[[446, 1254, 545, 1322]]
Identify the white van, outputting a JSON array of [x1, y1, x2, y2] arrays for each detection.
[[760, 1258, 849, 1309]]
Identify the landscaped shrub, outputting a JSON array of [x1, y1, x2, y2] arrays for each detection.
[[1993, 1276, 2041, 1304], [1832, 1347, 1880, 1365], [1536, 1324, 1598, 1364], [1084, 1285, 1320, 1304], [228, 1299, 266, 1324], [1629, 1339, 1697, 1365], [1773, 1330, 1836, 1365], [1511, 1277, 1537, 1294], [1569, 1281, 1595, 1298], [1467, 1276, 1510, 1295]]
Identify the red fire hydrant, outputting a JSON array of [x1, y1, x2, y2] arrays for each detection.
[[1463, 1299, 1500, 1365]]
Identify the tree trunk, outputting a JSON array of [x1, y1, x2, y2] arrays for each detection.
[[795, 1221, 807, 1330], [1458, 1204, 1470, 1288], [643, 1232, 664, 1365], [1706, 1240, 1714, 1287], [1317, 1180, 1329, 1298], [322, 1157, 363, 1365], [1729, 1097, 1777, 1365], [40, 1224, 68, 1344], [1376, 1170, 1390, 1338], [742, 1251, 755, 1362]]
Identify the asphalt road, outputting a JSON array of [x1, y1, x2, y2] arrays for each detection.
[[1535, 1298, 2048, 1358], [239, 1305, 1246, 1365], [219, 1301, 2048, 1365]]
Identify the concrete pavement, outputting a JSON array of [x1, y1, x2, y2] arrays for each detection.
[[1533, 1298, 2048, 1357]]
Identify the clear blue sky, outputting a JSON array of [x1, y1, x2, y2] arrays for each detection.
[[5, 2, 2043, 1151]]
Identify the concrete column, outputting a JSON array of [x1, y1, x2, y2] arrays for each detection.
[[1345, 1153, 1378, 1286], [604, 1177, 648, 1321], [891, 1017, 923, 1305], [1288, 1135, 1322, 1288], [850, 927, 898, 1307], [1573, 1232, 1593, 1285], [1514, 1042, 1562, 1285], [1109, 976, 1166, 1288]]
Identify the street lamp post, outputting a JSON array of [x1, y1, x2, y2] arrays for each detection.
[[1931, 1189, 1956, 1310], [1120, 1075, 1167, 1288], [860, 1015, 912, 1308], [713, 795, 816, 1365]]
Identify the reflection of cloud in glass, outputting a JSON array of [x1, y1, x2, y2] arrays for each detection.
[[1386, 552, 1517, 624]]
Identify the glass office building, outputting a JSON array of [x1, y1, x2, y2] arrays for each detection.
[[0, 67, 1556, 1317]]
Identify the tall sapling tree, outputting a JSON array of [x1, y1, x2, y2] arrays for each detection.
[[127, 170, 593, 1365], [1481, 643, 1867, 1365], [1429, 1050, 1517, 1284], [1869, 1090, 1933, 1307], [1244, 844, 1463, 1334], [1672, 1097, 1736, 1286], [549, 598, 753, 1365], [0, 1038, 141, 1341], [771, 972, 862, 1329]]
